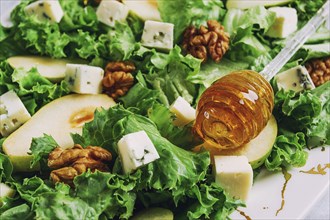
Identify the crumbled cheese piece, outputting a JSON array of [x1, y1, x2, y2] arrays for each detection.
[[275, 65, 315, 92], [24, 0, 64, 23], [141, 20, 174, 51], [96, 0, 129, 27], [214, 155, 253, 202], [0, 90, 31, 137], [266, 7, 298, 38], [64, 64, 104, 94], [169, 96, 196, 126], [118, 131, 160, 174]]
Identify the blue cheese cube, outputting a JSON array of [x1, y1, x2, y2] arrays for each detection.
[[24, 0, 64, 23], [96, 0, 129, 27], [266, 7, 298, 38], [275, 65, 315, 92], [141, 20, 174, 51], [0, 91, 31, 137], [64, 64, 104, 94], [214, 155, 253, 202], [169, 96, 196, 126], [118, 131, 160, 174]]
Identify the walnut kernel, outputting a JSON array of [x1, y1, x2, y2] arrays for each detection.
[[182, 20, 230, 63], [305, 57, 330, 87], [102, 61, 135, 100], [48, 144, 112, 185]]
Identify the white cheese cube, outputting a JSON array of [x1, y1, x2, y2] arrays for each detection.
[[118, 130, 160, 174], [213, 155, 253, 202], [96, 0, 129, 27], [169, 96, 196, 126], [24, 0, 64, 23], [266, 7, 298, 38], [141, 20, 174, 51], [64, 64, 104, 94], [275, 65, 315, 92], [0, 183, 16, 206], [0, 90, 31, 137]]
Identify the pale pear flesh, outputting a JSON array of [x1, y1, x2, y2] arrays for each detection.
[[124, 0, 161, 21], [226, 0, 294, 9], [7, 56, 87, 83], [194, 115, 278, 169], [2, 94, 116, 172]]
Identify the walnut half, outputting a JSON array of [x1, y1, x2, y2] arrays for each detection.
[[182, 20, 230, 63], [305, 57, 330, 87], [102, 61, 135, 100], [48, 144, 112, 186]]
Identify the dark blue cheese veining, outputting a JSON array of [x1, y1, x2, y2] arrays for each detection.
[[0, 91, 31, 137], [24, 0, 64, 23], [141, 20, 174, 52], [275, 65, 315, 92]]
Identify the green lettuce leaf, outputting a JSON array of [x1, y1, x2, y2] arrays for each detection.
[[222, 6, 275, 63], [142, 46, 201, 106], [119, 72, 161, 115], [148, 103, 202, 150], [188, 58, 250, 88], [0, 153, 13, 182], [59, 0, 98, 32], [107, 22, 137, 61], [273, 81, 330, 148], [73, 171, 139, 219], [174, 182, 243, 219], [307, 82, 330, 146], [0, 25, 28, 61], [34, 191, 97, 220], [72, 106, 239, 219], [73, 106, 210, 190], [29, 134, 58, 169], [3, 0, 137, 63], [223, 6, 276, 36], [70, 30, 108, 60], [0, 204, 33, 220], [265, 130, 308, 171], [0, 61, 14, 94], [158, 0, 226, 42], [1, 60, 70, 114], [120, 73, 202, 150], [3, 65, 70, 114], [289, 0, 327, 24]]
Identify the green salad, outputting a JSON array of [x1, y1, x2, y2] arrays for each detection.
[[0, 0, 329, 219]]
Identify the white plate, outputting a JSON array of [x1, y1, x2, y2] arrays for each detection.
[[1, 2, 329, 220], [230, 146, 330, 219]]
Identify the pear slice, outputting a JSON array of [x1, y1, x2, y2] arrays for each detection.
[[2, 94, 116, 172], [226, 0, 294, 9], [7, 56, 87, 83], [124, 0, 161, 21], [131, 207, 174, 220], [194, 115, 278, 169]]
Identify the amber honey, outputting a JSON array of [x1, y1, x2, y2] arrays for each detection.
[[194, 70, 274, 149]]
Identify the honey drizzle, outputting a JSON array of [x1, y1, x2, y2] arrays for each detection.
[[276, 168, 292, 216], [237, 209, 252, 220], [69, 107, 95, 128], [300, 163, 330, 175]]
